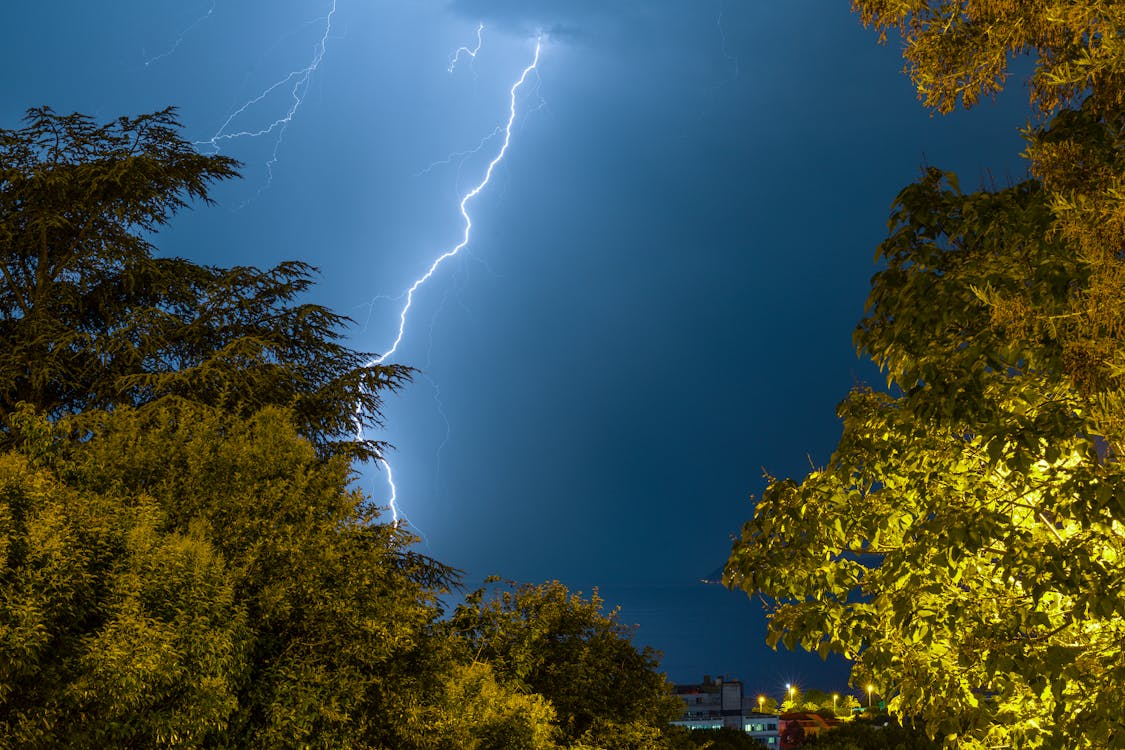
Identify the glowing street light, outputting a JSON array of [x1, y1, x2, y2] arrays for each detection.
[[833, 693, 839, 712], [867, 684, 874, 709], [758, 695, 765, 713]]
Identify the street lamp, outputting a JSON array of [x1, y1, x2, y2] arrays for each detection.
[[866, 684, 873, 709], [758, 695, 765, 713], [833, 693, 838, 713]]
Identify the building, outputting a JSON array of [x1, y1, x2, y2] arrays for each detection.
[[741, 712, 782, 747], [673, 675, 780, 747]]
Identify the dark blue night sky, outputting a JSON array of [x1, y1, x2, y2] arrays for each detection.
[[3, 0, 1032, 699]]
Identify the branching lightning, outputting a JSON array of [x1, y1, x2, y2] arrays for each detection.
[[359, 31, 544, 526], [412, 126, 502, 178], [195, 0, 337, 193], [135, 9, 544, 528], [447, 23, 484, 73]]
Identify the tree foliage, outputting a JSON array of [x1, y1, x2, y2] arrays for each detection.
[[0, 107, 409, 460], [0, 402, 458, 748], [850, 0, 1125, 117], [728, 168, 1125, 749], [852, 1, 1125, 438], [671, 725, 766, 750], [727, 6, 1125, 749], [448, 579, 684, 750], [405, 661, 561, 750], [805, 717, 938, 750]]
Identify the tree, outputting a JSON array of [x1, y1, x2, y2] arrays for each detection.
[[781, 719, 806, 749], [672, 725, 766, 750], [726, 3, 1125, 743], [1, 399, 668, 749], [781, 687, 805, 714], [0, 417, 246, 748], [0, 401, 467, 748], [804, 717, 938, 750], [849, 1, 1125, 445], [727, 167, 1125, 749], [836, 695, 860, 716], [447, 579, 685, 749], [757, 695, 780, 714], [404, 661, 561, 750], [0, 107, 409, 460]]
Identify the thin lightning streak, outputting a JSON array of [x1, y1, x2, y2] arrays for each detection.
[[680, 1, 741, 141], [143, 0, 217, 68], [420, 289, 453, 502], [424, 372, 452, 505], [447, 23, 484, 72], [715, 0, 741, 80], [359, 35, 543, 525], [412, 126, 502, 178], [195, 0, 337, 193], [375, 40, 541, 366]]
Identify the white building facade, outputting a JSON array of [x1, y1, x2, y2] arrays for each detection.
[[672, 675, 780, 747]]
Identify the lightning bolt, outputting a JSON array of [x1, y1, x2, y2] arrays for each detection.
[[195, 0, 337, 193], [715, 0, 741, 80], [359, 32, 544, 526], [143, 0, 217, 68], [448, 23, 484, 73]]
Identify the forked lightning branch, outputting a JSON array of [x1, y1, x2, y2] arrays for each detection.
[[177, 5, 543, 527]]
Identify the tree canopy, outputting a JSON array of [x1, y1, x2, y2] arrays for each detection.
[[727, 5, 1125, 749], [671, 725, 766, 750], [447, 579, 685, 750], [0, 107, 409, 460], [805, 717, 938, 750], [1, 402, 453, 747]]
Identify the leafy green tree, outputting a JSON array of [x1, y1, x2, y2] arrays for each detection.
[[727, 5, 1125, 747], [0, 107, 408, 459], [780, 688, 804, 714], [849, 1, 1125, 445], [756, 695, 779, 714], [0, 429, 246, 748], [727, 169, 1125, 749], [1, 401, 463, 748], [404, 661, 561, 750], [802, 689, 831, 708], [447, 579, 684, 749], [804, 717, 938, 750], [849, 1, 1125, 116], [781, 720, 806, 749], [672, 725, 765, 750], [836, 694, 860, 716]]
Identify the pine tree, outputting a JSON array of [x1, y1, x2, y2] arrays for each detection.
[[0, 107, 409, 460]]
